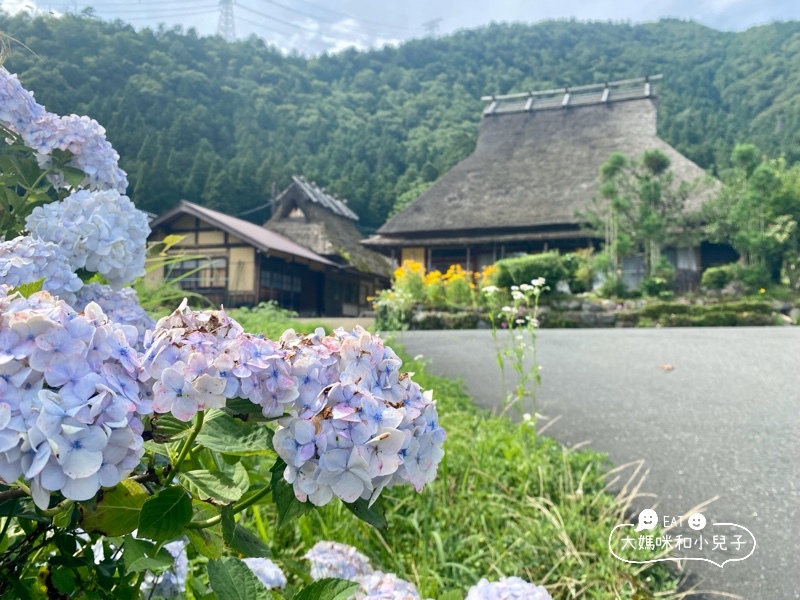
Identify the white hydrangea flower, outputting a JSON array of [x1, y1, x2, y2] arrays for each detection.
[[274, 326, 445, 507], [25, 189, 150, 288], [354, 570, 422, 600], [0, 67, 128, 193], [305, 541, 374, 581], [243, 558, 287, 589], [0, 235, 83, 306], [74, 283, 154, 346], [465, 577, 552, 600], [0, 289, 145, 509], [141, 539, 189, 599], [140, 300, 297, 422]]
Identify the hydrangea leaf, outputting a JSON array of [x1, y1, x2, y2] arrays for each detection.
[[137, 486, 192, 542], [291, 578, 360, 600], [80, 480, 148, 537], [149, 415, 193, 443], [439, 591, 463, 600], [179, 465, 248, 505], [343, 497, 387, 530], [221, 504, 271, 558], [9, 277, 44, 298], [270, 458, 313, 528], [208, 557, 275, 600], [195, 410, 275, 456], [123, 536, 175, 575]]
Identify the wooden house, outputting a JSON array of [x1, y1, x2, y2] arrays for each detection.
[[147, 184, 390, 316], [363, 76, 724, 288]]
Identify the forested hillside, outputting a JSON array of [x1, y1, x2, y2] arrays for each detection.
[[1, 13, 799, 230]]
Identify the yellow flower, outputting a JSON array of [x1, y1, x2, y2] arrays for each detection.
[[759, 288, 766, 294]]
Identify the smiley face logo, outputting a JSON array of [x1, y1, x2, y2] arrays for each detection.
[[636, 509, 658, 531], [687, 512, 707, 531]]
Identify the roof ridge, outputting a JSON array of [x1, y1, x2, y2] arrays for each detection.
[[482, 74, 662, 116]]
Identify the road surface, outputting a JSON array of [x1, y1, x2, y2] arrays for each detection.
[[398, 328, 800, 599]]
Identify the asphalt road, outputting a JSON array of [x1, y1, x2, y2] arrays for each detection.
[[398, 328, 800, 599]]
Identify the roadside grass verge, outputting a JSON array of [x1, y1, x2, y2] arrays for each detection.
[[244, 349, 680, 599]]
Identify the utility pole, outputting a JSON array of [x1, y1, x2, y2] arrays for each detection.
[[218, 0, 236, 43], [422, 18, 442, 37]]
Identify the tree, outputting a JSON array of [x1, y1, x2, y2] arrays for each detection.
[[584, 149, 695, 277], [704, 144, 800, 283]]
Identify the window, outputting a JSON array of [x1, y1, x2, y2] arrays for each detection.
[[171, 258, 227, 290]]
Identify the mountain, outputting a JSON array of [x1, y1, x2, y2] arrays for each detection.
[[1, 14, 799, 230]]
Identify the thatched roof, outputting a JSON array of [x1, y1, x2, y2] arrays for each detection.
[[266, 178, 391, 278], [373, 79, 714, 242]]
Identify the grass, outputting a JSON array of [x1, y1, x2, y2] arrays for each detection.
[[241, 346, 682, 599], [225, 302, 328, 340]]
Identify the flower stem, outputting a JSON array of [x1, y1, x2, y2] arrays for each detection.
[[185, 484, 271, 530], [171, 411, 204, 475]]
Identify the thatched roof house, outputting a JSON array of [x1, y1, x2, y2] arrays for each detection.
[[265, 176, 391, 279], [363, 76, 716, 276]]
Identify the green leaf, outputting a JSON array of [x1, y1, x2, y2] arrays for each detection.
[[9, 278, 45, 298], [439, 592, 463, 600], [291, 579, 360, 600], [185, 526, 224, 560], [80, 480, 148, 537], [122, 536, 175, 575], [221, 505, 270, 558], [270, 458, 313, 528], [208, 557, 273, 600], [60, 165, 86, 188], [342, 497, 387, 530], [179, 465, 249, 505], [137, 486, 192, 542], [196, 409, 275, 456], [50, 566, 77, 595], [149, 414, 192, 443]]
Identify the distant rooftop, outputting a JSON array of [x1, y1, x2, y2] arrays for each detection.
[[482, 75, 662, 116], [290, 175, 359, 221]]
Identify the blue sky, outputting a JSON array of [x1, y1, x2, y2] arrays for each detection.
[[3, 0, 799, 54]]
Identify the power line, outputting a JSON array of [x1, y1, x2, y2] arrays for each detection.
[[112, 9, 218, 21], [91, 3, 218, 14], [289, 0, 419, 33], [235, 2, 313, 32]]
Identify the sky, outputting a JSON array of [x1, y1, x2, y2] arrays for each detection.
[[2, 0, 800, 54]]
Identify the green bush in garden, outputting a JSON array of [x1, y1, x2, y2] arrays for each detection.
[[700, 264, 737, 289], [492, 252, 567, 289]]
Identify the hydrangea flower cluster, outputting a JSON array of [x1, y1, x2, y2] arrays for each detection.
[[305, 542, 421, 599], [0, 67, 128, 193], [305, 541, 374, 580], [0, 289, 145, 509], [242, 558, 287, 590], [274, 326, 445, 506], [141, 539, 189, 598], [74, 284, 154, 345], [465, 577, 552, 600], [0, 236, 84, 306], [354, 571, 423, 600], [140, 300, 297, 422], [26, 189, 150, 288]]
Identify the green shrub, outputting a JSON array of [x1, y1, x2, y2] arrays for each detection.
[[736, 264, 771, 292], [561, 250, 594, 293], [640, 276, 671, 297], [492, 251, 567, 288], [598, 275, 628, 298], [640, 302, 692, 319], [701, 264, 737, 289]]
